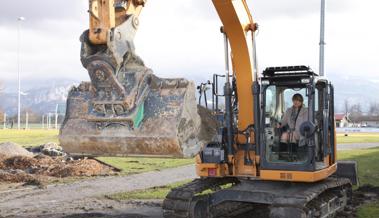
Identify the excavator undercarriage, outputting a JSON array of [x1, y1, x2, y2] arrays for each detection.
[[163, 176, 352, 218]]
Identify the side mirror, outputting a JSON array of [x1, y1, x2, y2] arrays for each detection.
[[299, 121, 316, 138]]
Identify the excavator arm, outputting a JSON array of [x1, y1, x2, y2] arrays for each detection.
[[89, 0, 145, 44], [213, 0, 256, 132], [88, 0, 146, 68], [60, 0, 258, 159]]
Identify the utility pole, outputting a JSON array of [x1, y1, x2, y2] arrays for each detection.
[[17, 16, 25, 130], [25, 112, 29, 130], [55, 104, 59, 129], [319, 0, 326, 76], [42, 115, 45, 129], [48, 113, 51, 129], [3, 113, 6, 129]]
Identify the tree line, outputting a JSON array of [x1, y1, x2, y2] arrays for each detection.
[[343, 100, 379, 123]]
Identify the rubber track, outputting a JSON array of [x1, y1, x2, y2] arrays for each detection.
[[303, 184, 352, 218], [162, 177, 238, 218], [163, 177, 352, 218]]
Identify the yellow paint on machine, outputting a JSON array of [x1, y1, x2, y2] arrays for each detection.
[[260, 164, 337, 183]]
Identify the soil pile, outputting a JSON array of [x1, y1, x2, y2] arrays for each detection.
[[0, 142, 33, 157], [0, 154, 115, 185]]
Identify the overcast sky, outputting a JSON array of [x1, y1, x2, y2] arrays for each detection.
[[0, 0, 378, 88]]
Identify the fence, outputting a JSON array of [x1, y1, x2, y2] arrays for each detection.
[[2, 112, 63, 130]]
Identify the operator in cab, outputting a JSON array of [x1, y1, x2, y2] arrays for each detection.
[[277, 94, 308, 159]]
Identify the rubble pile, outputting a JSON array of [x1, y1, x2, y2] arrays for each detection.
[[40, 142, 66, 156], [0, 142, 115, 185]]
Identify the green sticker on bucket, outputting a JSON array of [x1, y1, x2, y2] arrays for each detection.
[[133, 103, 144, 128]]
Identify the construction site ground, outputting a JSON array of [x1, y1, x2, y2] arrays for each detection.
[[1, 164, 378, 218], [0, 132, 379, 217]]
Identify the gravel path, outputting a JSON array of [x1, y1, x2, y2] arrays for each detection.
[[0, 165, 196, 217], [337, 143, 379, 150]]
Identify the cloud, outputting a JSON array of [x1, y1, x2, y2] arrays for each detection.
[[248, 0, 353, 20], [0, 0, 378, 88], [0, 0, 85, 25]]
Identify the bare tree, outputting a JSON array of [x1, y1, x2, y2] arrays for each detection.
[[0, 109, 3, 123], [369, 102, 379, 116], [21, 108, 42, 123], [349, 103, 363, 123]]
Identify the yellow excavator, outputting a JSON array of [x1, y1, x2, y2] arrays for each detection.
[[60, 0, 358, 217]]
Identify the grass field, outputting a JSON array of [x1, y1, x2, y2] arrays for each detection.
[[2, 130, 378, 147], [0, 129, 59, 147], [337, 133, 379, 144], [339, 147, 379, 187], [107, 180, 191, 200], [357, 201, 379, 218], [339, 147, 379, 218], [96, 157, 194, 175]]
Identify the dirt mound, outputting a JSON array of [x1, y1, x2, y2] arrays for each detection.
[[0, 170, 37, 183], [0, 142, 33, 157], [0, 154, 115, 185]]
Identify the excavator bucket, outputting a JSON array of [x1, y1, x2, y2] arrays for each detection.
[[60, 71, 203, 158], [59, 32, 206, 158], [60, 1, 213, 158]]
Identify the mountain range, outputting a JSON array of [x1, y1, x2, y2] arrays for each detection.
[[0, 74, 378, 116], [0, 79, 76, 115]]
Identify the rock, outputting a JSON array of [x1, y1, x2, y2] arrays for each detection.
[[0, 142, 33, 158], [40, 143, 65, 157]]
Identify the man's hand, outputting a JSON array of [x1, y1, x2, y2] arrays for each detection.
[[276, 123, 281, 129]]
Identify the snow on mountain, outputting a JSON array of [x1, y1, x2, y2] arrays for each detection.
[[0, 79, 78, 115]]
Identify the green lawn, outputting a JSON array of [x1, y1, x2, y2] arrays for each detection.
[[97, 157, 194, 175], [339, 147, 379, 218], [339, 147, 379, 187], [357, 201, 379, 218], [0, 129, 59, 147], [337, 133, 379, 144], [107, 180, 191, 200]]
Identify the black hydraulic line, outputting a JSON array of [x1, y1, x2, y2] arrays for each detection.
[[204, 86, 208, 109], [222, 32, 234, 158], [224, 82, 234, 156], [252, 81, 260, 155]]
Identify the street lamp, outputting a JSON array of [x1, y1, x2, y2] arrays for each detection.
[[17, 16, 25, 130], [319, 0, 326, 76]]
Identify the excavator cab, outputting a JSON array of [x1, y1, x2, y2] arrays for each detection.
[[260, 66, 336, 172]]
